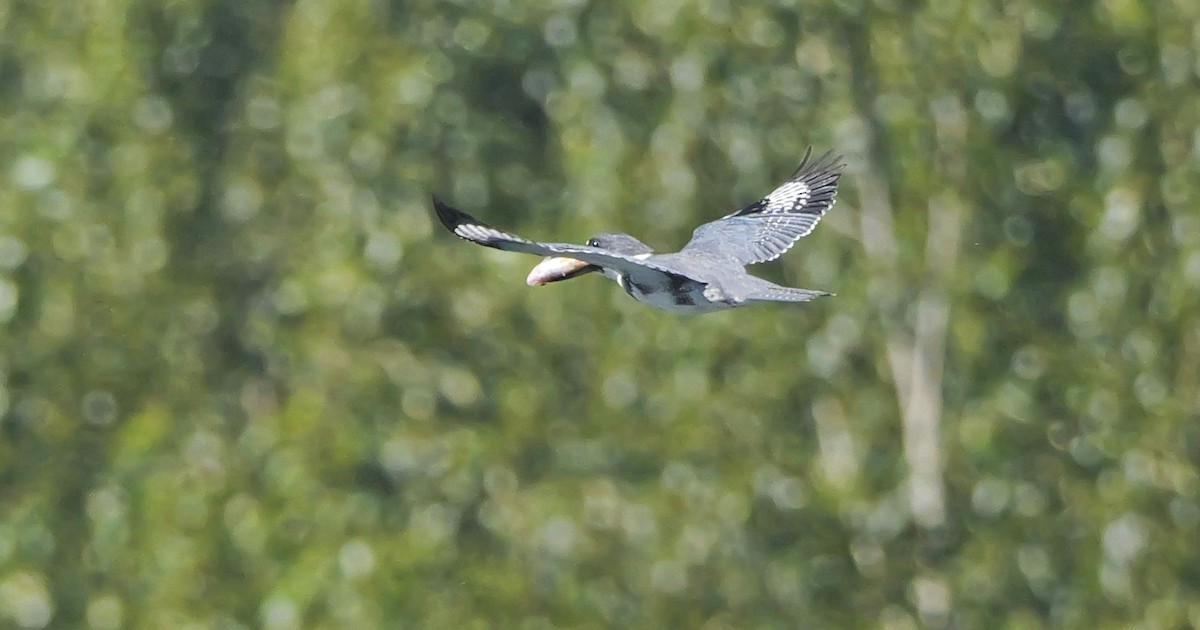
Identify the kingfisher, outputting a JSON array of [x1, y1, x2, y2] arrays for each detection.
[[433, 147, 844, 314]]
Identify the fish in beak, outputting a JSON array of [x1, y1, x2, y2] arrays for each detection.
[[526, 257, 600, 286]]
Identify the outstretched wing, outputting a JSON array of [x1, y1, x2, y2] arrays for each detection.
[[431, 196, 692, 280], [682, 147, 844, 266]]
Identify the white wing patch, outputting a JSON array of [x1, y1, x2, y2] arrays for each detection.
[[454, 223, 530, 246], [750, 213, 823, 262], [764, 180, 812, 214]]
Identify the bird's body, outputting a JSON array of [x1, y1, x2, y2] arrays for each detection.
[[603, 252, 726, 314], [433, 148, 844, 314]]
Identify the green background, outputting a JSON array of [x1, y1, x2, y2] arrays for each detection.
[[2, 0, 1198, 627]]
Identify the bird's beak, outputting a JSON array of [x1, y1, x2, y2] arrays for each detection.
[[526, 257, 599, 286]]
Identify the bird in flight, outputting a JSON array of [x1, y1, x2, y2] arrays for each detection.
[[432, 147, 844, 314]]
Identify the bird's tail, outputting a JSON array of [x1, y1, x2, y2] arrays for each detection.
[[747, 286, 833, 303]]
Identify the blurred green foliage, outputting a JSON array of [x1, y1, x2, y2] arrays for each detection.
[[1, 0, 1199, 627]]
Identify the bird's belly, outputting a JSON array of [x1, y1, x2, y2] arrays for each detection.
[[620, 273, 729, 314]]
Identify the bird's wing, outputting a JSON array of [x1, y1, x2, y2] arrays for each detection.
[[432, 196, 694, 279], [682, 147, 844, 266]]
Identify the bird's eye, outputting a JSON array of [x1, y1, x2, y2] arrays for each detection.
[[587, 238, 598, 247]]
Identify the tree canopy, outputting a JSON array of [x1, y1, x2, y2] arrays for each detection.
[[1, 0, 1198, 627]]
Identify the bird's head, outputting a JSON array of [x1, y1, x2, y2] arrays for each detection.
[[526, 233, 653, 286]]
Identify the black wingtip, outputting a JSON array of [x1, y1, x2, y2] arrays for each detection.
[[792, 146, 815, 175], [794, 148, 845, 178], [431, 194, 469, 233], [791, 149, 845, 195]]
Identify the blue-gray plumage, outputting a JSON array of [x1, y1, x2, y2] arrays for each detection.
[[433, 147, 844, 314]]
